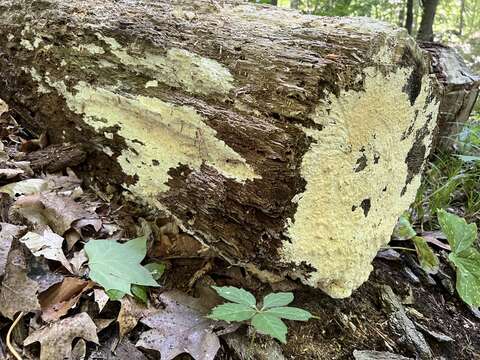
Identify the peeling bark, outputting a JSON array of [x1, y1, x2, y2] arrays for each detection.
[[420, 42, 480, 151], [0, 0, 440, 298]]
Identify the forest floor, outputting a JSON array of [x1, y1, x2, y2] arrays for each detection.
[[0, 102, 479, 360]]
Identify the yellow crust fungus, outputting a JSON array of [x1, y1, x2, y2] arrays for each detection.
[[50, 81, 259, 197], [282, 67, 439, 298]]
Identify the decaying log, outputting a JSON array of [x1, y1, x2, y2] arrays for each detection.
[[419, 42, 480, 151], [18, 143, 87, 173], [0, 0, 440, 298]]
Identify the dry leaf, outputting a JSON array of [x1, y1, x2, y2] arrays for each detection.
[[0, 246, 41, 319], [118, 295, 155, 338], [20, 228, 73, 273], [94, 288, 109, 313], [70, 249, 88, 276], [0, 168, 24, 179], [70, 339, 86, 360], [94, 318, 115, 332], [11, 192, 101, 235], [24, 312, 98, 360], [38, 277, 94, 322], [137, 290, 233, 360], [0, 222, 25, 276]]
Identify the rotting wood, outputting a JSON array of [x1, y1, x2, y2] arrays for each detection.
[[419, 42, 480, 151], [0, 0, 440, 298]]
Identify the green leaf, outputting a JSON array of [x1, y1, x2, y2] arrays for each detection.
[[438, 209, 477, 254], [264, 306, 312, 321], [144, 262, 166, 280], [85, 237, 159, 295], [106, 289, 125, 301], [132, 285, 148, 304], [262, 292, 294, 309], [412, 236, 439, 274], [449, 247, 480, 307], [208, 303, 257, 322], [212, 286, 257, 308], [392, 214, 416, 240], [251, 313, 287, 343]]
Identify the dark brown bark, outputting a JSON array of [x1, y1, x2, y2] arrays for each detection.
[[417, 0, 439, 41], [405, 0, 414, 34], [18, 144, 87, 173], [0, 0, 439, 298]]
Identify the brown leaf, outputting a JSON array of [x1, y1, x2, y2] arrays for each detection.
[[118, 295, 155, 338], [38, 277, 94, 322], [0, 222, 26, 276], [0, 246, 41, 319], [136, 290, 234, 360], [24, 312, 98, 360], [11, 192, 101, 235]]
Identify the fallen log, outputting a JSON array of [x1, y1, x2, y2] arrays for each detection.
[[0, 0, 440, 298], [419, 42, 480, 151]]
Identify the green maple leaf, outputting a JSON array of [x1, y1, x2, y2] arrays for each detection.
[[85, 237, 159, 296]]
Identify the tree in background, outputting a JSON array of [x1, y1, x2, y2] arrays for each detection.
[[417, 0, 440, 41]]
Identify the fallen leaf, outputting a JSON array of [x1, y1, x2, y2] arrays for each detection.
[[70, 339, 86, 360], [0, 222, 25, 276], [137, 290, 233, 360], [0, 168, 24, 179], [0, 246, 41, 319], [70, 249, 88, 276], [94, 318, 115, 332], [11, 192, 101, 235], [20, 228, 72, 273], [24, 312, 99, 360], [94, 288, 109, 312], [90, 338, 148, 360], [85, 237, 158, 295], [0, 178, 48, 197], [38, 277, 94, 322], [118, 295, 155, 338]]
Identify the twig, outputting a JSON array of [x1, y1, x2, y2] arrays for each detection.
[[6, 311, 24, 360]]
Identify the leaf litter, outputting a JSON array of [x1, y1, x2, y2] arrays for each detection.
[[0, 98, 478, 360]]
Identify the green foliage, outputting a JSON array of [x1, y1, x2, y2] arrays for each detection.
[[412, 236, 440, 274], [85, 237, 159, 298], [209, 286, 312, 343], [438, 210, 480, 306], [393, 213, 417, 240]]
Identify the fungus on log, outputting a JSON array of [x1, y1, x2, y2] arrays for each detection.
[[0, 0, 440, 298], [419, 42, 480, 151]]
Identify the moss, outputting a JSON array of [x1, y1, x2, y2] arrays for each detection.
[[282, 67, 439, 298]]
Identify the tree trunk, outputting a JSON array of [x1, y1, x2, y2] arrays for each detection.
[[417, 0, 439, 41], [459, 0, 465, 36], [420, 42, 480, 151], [0, 0, 439, 298], [405, 0, 414, 34]]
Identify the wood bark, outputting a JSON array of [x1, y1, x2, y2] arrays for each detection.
[[420, 42, 480, 151], [0, 0, 440, 298], [405, 0, 414, 34], [417, 0, 439, 41]]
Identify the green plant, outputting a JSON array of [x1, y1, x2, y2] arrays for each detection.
[[438, 209, 480, 307], [208, 286, 313, 343], [85, 236, 164, 301], [391, 214, 439, 274]]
